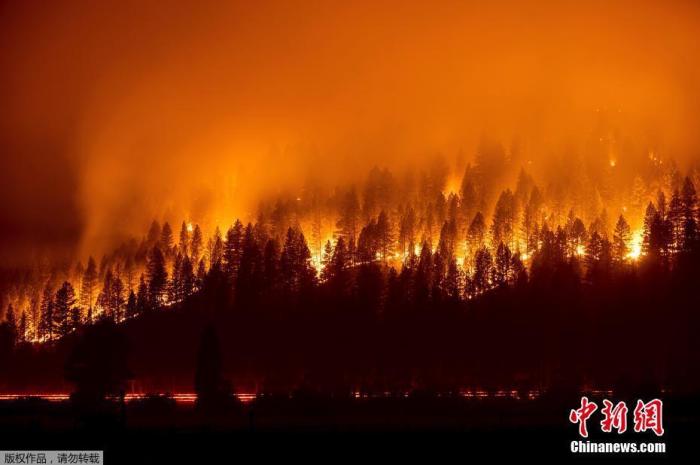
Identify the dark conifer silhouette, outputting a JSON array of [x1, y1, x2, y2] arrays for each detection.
[[53, 282, 76, 338], [80, 256, 98, 314], [194, 325, 233, 412], [65, 319, 130, 408], [146, 246, 168, 307]]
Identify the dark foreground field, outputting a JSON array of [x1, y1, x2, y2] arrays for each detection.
[[1, 394, 698, 462]]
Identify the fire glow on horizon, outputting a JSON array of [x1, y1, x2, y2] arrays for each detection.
[[1, 0, 700, 347]]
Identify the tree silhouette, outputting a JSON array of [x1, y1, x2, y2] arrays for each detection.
[[223, 220, 244, 285], [147, 220, 161, 246], [180, 255, 195, 300], [146, 246, 168, 307], [38, 283, 54, 341], [80, 256, 98, 314], [194, 325, 232, 412], [65, 319, 130, 407], [208, 227, 224, 268], [376, 210, 393, 262], [17, 311, 27, 344], [126, 290, 137, 319], [472, 246, 493, 295], [178, 221, 190, 256], [337, 188, 361, 245], [642, 202, 659, 257], [322, 237, 350, 297], [612, 215, 631, 263], [398, 207, 417, 257], [110, 275, 125, 321], [236, 224, 264, 302], [467, 212, 486, 258], [280, 227, 317, 296], [680, 177, 698, 251], [2, 304, 16, 347], [191, 224, 203, 263], [160, 221, 174, 255], [53, 282, 77, 338], [494, 242, 512, 286], [136, 275, 149, 314]]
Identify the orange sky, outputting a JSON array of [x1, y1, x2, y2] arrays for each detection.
[[1, 0, 700, 263]]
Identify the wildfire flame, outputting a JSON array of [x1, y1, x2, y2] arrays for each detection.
[[627, 230, 643, 261]]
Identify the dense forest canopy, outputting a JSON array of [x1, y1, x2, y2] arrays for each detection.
[[1, 140, 699, 343], [2, 1, 700, 395]]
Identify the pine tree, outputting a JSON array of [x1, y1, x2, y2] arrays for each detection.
[[126, 290, 137, 319], [356, 220, 378, 264], [146, 246, 168, 307], [208, 227, 224, 268], [473, 246, 493, 295], [196, 258, 207, 290], [680, 176, 698, 251], [80, 256, 97, 314], [53, 282, 76, 338], [642, 202, 658, 255], [147, 220, 161, 245], [179, 221, 190, 256], [223, 220, 244, 283], [169, 253, 183, 303], [336, 188, 360, 244], [309, 193, 324, 266], [491, 189, 516, 249], [612, 215, 631, 263], [280, 227, 317, 295], [323, 237, 349, 296], [444, 258, 462, 302], [70, 306, 81, 333], [494, 242, 512, 286], [4, 304, 16, 343], [656, 191, 667, 221], [180, 255, 195, 299], [510, 252, 527, 286], [586, 232, 603, 266], [191, 224, 203, 263], [461, 175, 479, 224], [376, 210, 393, 262], [668, 190, 684, 252], [136, 275, 149, 314], [124, 256, 135, 292], [110, 276, 125, 322], [320, 240, 334, 281], [467, 212, 486, 257], [236, 224, 264, 301], [96, 269, 113, 318], [398, 207, 416, 257], [160, 221, 174, 255], [437, 219, 457, 260], [38, 283, 54, 341], [567, 217, 587, 258], [18, 311, 27, 344], [586, 233, 612, 282], [413, 240, 433, 304]]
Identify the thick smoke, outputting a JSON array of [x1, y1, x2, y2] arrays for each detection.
[[2, 0, 700, 265]]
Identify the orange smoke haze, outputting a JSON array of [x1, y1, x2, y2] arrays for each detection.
[[1, 0, 700, 264]]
